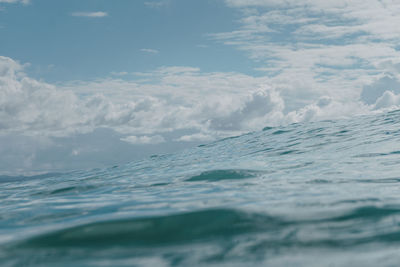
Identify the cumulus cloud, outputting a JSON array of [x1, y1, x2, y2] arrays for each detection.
[[71, 12, 108, 18], [174, 133, 214, 142], [360, 75, 400, 105], [286, 97, 370, 124], [140, 48, 159, 54], [212, 0, 400, 111], [1, 55, 398, 153], [374, 91, 400, 110], [206, 88, 285, 132], [121, 135, 165, 145], [0, 56, 274, 141]]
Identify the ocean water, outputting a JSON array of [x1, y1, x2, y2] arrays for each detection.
[[2, 110, 400, 266]]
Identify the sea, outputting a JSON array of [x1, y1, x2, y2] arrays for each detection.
[[2, 110, 400, 266]]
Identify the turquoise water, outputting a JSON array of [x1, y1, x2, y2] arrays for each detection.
[[2, 110, 400, 266]]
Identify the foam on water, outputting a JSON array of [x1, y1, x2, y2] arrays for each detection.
[[2, 110, 400, 266]]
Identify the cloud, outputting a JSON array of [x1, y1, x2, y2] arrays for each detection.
[[0, 56, 269, 140], [2, 55, 400, 174], [140, 48, 159, 54], [175, 133, 215, 142], [0, 55, 397, 152], [211, 0, 400, 113], [207, 88, 285, 132], [0, 0, 29, 4], [120, 135, 165, 145], [374, 91, 400, 110], [71, 12, 108, 18], [110, 71, 128, 76], [360, 75, 400, 105], [196, 44, 209, 48], [286, 97, 370, 124], [144, 1, 169, 9]]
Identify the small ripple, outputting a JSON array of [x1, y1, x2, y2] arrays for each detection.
[[31, 185, 97, 197], [354, 152, 389, 158], [262, 126, 274, 131], [0, 173, 63, 184], [328, 206, 400, 222], [282, 162, 314, 170], [333, 198, 380, 205], [356, 177, 400, 184], [306, 179, 332, 184], [272, 130, 291, 135], [150, 183, 170, 187], [186, 169, 263, 182], [278, 149, 301, 156]]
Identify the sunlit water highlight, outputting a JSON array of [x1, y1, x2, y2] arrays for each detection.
[[2, 110, 400, 266]]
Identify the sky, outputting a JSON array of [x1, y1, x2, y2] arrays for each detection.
[[2, 0, 400, 174]]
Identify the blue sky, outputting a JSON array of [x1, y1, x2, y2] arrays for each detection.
[[1, 0, 257, 81], [2, 0, 400, 174]]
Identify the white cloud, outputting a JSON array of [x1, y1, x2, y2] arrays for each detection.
[[144, 1, 169, 9], [212, 0, 400, 112], [71, 12, 108, 18], [0, 0, 29, 4], [110, 71, 128, 76], [0, 56, 269, 140], [374, 91, 400, 110], [1, 55, 398, 151], [71, 149, 80, 156], [140, 48, 159, 54], [2, 54, 400, 174], [286, 97, 370, 124], [121, 135, 165, 145], [360, 75, 400, 105], [175, 133, 215, 142]]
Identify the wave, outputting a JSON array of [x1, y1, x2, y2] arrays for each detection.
[[15, 209, 279, 248], [13, 205, 400, 250]]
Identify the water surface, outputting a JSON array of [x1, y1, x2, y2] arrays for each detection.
[[2, 111, 400, 266]]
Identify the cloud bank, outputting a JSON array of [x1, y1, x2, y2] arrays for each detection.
[[2, 56, 399, 145]]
